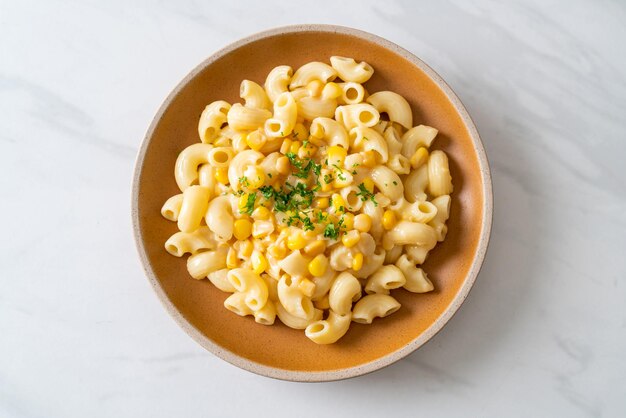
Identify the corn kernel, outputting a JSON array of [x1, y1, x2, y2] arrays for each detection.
[[410, 147, 429, 169], [215, 168, 229, 184], [332, 172, 353, 188], [352, 253, 364, 271], [252, 206, 270, 221], [238, 194, 251, 211], [321, 181, 334, 192], [321, 82, 342, 100], [287, 232, 306, 250], [292, 123, 308, 141], [276, 156, 290, 174], [246, 130, 267, 151], [233, 219, 253, 240], [289, 140, 301, 154], [226, 247, 239, 268], [314, 197, 329, 209], [239, 239, 254, 258], [308, 254, 329, 277], [331, 194, 346, 212], [362, 150, 377, 168], [342, 230, 360, 247], [327, 145, 347, 167], [382, 210, 397, 230], [303, 240, 326, 257], [341, 213, 354, 230], [306, 80, 324, 97], [298, 278, 316, 297], [251, 250, 268, 274], [244, 166, 265, 189], [362, 178, 375, 194], [354, 213, 372, 233], [268, 243, 287, 259], [280, 139, 293, 154]]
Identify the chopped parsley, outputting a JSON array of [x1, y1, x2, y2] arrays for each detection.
[[356, 183, 378, 206], [267, 173, 272, 178], [238, 176, 249, 187], [392, 180, 397, 186], [240, 192, 257, 215], [323, 218, 344, 239], [286, 152, 321, 179], [323, 173, 334, 184]]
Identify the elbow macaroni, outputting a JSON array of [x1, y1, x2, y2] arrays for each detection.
[[161, 57, 453, 344]]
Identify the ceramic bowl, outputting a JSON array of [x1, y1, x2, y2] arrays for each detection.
[[132, 24, 492, 382]]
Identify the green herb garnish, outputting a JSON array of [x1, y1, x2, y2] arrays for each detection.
[[356, 183, 378, 206]]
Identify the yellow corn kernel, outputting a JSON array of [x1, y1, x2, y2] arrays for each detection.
[[238, 194, 251, 211], [298, 142, 318, 159], [276, 156, 290, 174], [322, 82, 342, 100], [239, 239, 254, 258], [313, 197, 329, 209], [308, 254, 329, 277], [303, 240, 326, 257], [342, 230, 361, 247], [233, 219, 253, 240], [352, 253, 364, 271], [246, 130, 267, 151], [331, 194, 346, 212], [226, 247, 239, 269], [306, 80, 324, 97], [215, 168, 229, 185], [287, 232, 306, 251], [280, 139, 293, 154], [289, 141, 302, 154], [251, 250, 268, 274], [354, 213, 372, 233], [327, 145, 347, 167], [252, 206, 270, 221], [362, 150, 377, 168], [362, 178, 375, 194], [268, 243, 287, 260], [314, 294, 330, 310], [292, 123, 308, 141], [382, 210, 397, 230], [410, 147, 429, 169], [321, 181, 334, 192], [341, 213, 354, 230]]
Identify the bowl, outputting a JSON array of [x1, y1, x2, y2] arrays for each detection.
[[132, 24, 492, 382]]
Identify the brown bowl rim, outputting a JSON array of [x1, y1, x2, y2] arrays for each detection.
[[131, 24, 493, 382]]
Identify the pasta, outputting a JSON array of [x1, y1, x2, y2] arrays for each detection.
[[161, 57, 454, 344]]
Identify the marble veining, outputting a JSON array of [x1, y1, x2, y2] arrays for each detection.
[[1, 0, 625, 417]]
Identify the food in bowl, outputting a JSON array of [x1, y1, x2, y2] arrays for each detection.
[[160, 57, 453, 344]]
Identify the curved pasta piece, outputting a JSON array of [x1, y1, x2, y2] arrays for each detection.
[[207, 147, 234, 168], [240, 80, 271, 110], [227, 103, 271, 131], [205, 195, 234, 241], [296, 96, 337, 120], [165, 226, 217, 257], [329, 245, 354, 271], [178, 185, 210, 233], [161, 194, 183, 221], [253, 300, 276, 325], [386, 221, 437, 248], [277, 250, 310, 278], [305, 311, 352, 344], [336, 82, 366, 105], [351, 294, 401, 324], [329, 272, 362, 315], [395, 199, 438, 224], [311, 268, 337, 300], [349, 126, 388, 163], [384, 245, 404, 264], [309, 117, 349, 148], [330, 56, 374, 83], [428, 150, 454, 197], [335, 104, 380, 130], [227, 268, 269, 311], [395, 254, 434, 293], [265, 92, 297, 137], [351, 246, 385, 279], [264, 65, 293, 102], [386, 153, 410, 175], [404, 245, 430, 265], [228, 150, 264, 191], [276, 302, 322, 330], [366, 91, 413, 129], [207, 268, 236, 292], [371, 166, 403, 201], [224, 292, 253, 317], [174, 143, 213, 191], [401, 125, 438, 158], [277, 275, 316, 320], [365, 265, 406, 295], [383, 125, 403, 155], [187, 246, 227, 279], [198, 101, 230, 143], [289, 62, 337, 89], [404, 164, 429, 202], [428, 194, 451, 242]]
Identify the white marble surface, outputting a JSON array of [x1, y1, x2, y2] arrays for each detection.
[[1, 0, 625, 416]]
